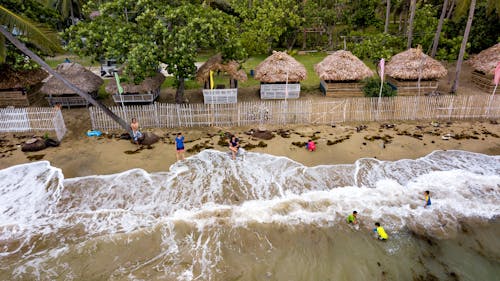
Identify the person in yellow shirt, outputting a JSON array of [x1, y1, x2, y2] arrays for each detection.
[[373, 222, 388, 240]]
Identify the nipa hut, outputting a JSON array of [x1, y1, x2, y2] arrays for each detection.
[[385, 47, 447, 95], [40, 62, 103, 108], [106, 72, 165, 104], [314, 50, 374, 97], [0, 66, 48, 107], [468, 43, 500, 92], [254, 51, 307, 99], [196, 54, 247, 104]]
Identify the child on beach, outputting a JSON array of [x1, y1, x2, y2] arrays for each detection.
[[175, 132, 185, 161], [373, 222, 388, 240], [346, 211, 358, 225], [228, 135, 240, 160], [306, 140, 316, 152], [424, 190, 431, 208]]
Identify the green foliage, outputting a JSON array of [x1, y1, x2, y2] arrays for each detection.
[[412, 4, 438, 50], [65, 0, 246, 98], [436, 35, 470, 61], [362, 78, 397, 98], [229, 0, 302, 55], [348, 32, 404, 61], [347, 0, 382, 29]]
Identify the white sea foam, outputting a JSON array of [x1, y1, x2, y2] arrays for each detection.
[[1, 150, 499, 279]]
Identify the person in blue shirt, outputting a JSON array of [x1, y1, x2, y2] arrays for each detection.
[[175, 132, 185, 160], [424, 190, 431, 208]]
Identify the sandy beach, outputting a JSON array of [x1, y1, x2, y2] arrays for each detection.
[[1, 108, 499, 178]]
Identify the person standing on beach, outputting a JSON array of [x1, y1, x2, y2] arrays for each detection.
[[373, 222, 388, 240], [175, 132, 185, 161], [306, 140, 316, 152], [424, 190, 431, 208], [346, 211, 358, 225], [228, 135, 240, 160], [130, 118, 143, 144]]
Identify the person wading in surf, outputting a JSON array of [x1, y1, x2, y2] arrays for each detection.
[[373, 222, 388, 240], [175, 132, 185, 161], [424, 190, 431, 208], [346, 211, 358, 225]]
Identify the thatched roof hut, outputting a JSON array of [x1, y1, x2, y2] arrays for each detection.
[[314, 50, 374, 81], [385, 48, 447, 80], [196, 54, 247, 83], [254, 51, 307, 83], [0, 66, 48, 90], [106, 72, 165, 94], [468, 43, 500, 75], [40, 62, 103, 95]]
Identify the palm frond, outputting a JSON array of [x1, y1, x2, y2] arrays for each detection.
[[453, 0, 471, 18], [0, 5, 62, 55], [486, 0, 500, 16], [0, 34, 5, 63], [61, 0, 71, 19]]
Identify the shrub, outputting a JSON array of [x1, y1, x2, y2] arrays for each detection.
[[362, 77, 397, 97]]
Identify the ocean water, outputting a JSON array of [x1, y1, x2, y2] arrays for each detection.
[[0, 150, 499, 281]]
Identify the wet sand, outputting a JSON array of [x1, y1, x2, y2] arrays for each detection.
[[1, 113, 499, 178]]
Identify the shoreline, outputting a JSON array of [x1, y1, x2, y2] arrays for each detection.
[[1, 120, 499, 178]]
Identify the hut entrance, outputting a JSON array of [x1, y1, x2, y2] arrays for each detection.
[[203, 71, 238, 90]]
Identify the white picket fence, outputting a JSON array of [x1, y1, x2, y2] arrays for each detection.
[[0, 107, 67, 140], [89, 94, 500, 131]]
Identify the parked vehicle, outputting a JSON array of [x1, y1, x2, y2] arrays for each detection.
[[100, 59, 119, 77]]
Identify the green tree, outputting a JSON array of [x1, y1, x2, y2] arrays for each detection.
[[66, 0, 245, 103], [229, 0, 302, 54], [1, 2, 131, 134], [42, 0, 82, 25]]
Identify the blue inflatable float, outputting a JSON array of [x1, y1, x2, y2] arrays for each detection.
[[86, 130, 102, 137]]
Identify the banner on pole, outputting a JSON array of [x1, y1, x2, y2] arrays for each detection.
[[379, 58, 385, 82], [114, 72, 124, 95], [494, 61, 500, 86], [210, 70, 215, 89]]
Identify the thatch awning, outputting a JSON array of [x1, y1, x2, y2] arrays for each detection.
[[106, 72, 165, 94], [254, 51, 307, 83], [314, 50, 374, 81], [196, 54, 247, 83], [0, 66, 48, 90], [40, 63, 103, 95], [386, 48, 447, 80], [468, 43, 500, 75]]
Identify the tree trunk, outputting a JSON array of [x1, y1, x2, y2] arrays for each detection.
[[446, 0, 455, 19], [176, 77, 185, 103], [407, 0, 417, 49], [384, 0, 391, 33], [0, 26, 132, 135], [70, 1, 76, 25], [431, 0, 449, 58], [451, 0, 475, 93]]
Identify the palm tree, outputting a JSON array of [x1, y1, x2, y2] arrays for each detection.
[[430, 0, 449, 58], [450, 0, 475, 93], [384, 0, 391, 33], [0, 5, 132, 134], [42, 0, 82, 25], [451, 0, 499, 93], [407, 0, 417, 49]]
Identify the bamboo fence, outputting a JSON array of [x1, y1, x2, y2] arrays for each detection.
[[89, 95, 500, 131], [0, 107, 67, 140]]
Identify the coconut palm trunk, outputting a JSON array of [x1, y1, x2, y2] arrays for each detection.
[[451, 0, 475, 93], [407, 0, 417, 49], [384, 0, 391, 33], [0, 26, 132, 135], [431, 0, 449, 58]]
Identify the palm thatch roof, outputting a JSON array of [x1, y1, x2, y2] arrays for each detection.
[[196, 54, 247, 83], [385, 48, 447, 80], [106, 72, 165, 94], [314, 50, 374, 81], [40, 63, 103, 95], [0, 66, 48, 90], [254, 51, 307, 83], [468, 43, 500, 75]]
